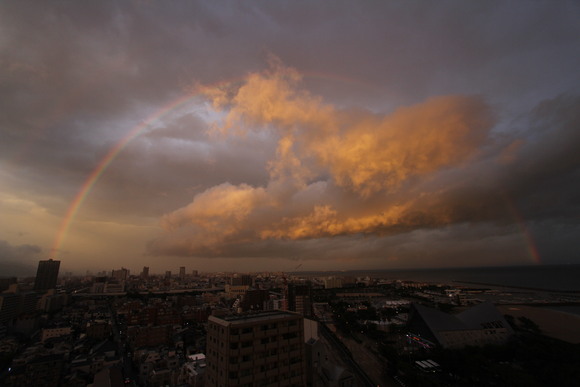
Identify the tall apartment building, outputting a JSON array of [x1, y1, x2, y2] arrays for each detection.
[[111, 267, 129, 281], [206, 311, 306, 387], [180, 266, 186, 279], [230, 274, 253, 286], [34, 259, 60, 292], [287, 283, 312, 317]]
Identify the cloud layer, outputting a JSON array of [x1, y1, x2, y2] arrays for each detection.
[[1, 1, 579, 272], [149, 64, 580, 260]]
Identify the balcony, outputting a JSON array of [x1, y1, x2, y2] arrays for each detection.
[[254, 330, 268, 339], [240, 332, 254, 341], [266, 342, 279, 350]]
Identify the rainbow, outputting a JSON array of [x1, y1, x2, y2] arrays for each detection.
[[49, 89, 206, 256], [49, 72, 545, 264], [49, 72, 371, 257], [503, 194, 542, 265]]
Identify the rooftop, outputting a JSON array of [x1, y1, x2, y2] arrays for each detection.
[[209, 310, 301, 325]]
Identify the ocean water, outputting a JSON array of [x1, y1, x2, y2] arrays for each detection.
[[300, 264, 580, 292], [377, 265, 580, 292]]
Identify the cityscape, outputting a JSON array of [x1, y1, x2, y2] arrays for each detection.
[[2, 1, 580, 386], [0, 259, 579, 386]]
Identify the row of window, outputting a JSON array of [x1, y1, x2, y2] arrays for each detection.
[[229, 332, 299, 349], [229, 319, 299, 335], [228, 344, 302, 363]]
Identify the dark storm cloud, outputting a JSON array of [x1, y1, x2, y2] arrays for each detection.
[[1, 1, 579, 269], [0, 240, 41, 276], [148, 63, 580, 263]]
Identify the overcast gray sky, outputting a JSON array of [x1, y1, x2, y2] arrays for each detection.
[[1, 1, 579, 275]]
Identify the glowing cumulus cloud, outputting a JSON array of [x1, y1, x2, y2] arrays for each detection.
[[151, 62, 510, 257], [50, 70, 369, 257]]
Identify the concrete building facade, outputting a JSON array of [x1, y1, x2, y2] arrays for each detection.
[[206, 311, 306, 387]]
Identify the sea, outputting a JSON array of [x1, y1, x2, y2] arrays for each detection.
[[296, 264, 580, 316], [298, 264, 580, 293]]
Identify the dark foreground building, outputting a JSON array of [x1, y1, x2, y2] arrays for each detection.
[[206, 310, 306, 387], [34, 259, 60, 292]]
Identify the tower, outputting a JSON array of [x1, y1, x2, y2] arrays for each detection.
[[34, 259, 60, 292]]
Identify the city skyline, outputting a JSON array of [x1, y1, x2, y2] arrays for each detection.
[[1, 1, 580, 275]]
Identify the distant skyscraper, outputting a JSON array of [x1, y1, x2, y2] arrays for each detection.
[[206, 311, 306, 386], [165, 270, 172, 279], [34, 259, 60, 292], [231, 274, 253, 286], [111, 267, 129, 281], [141, 266, 149, 279], [287, 283, 313, 317], [179, 266, 186, 279]]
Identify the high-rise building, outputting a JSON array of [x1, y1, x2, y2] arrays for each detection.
[[287, 283, 313, 317], [0, 293, 20, 323], [206, 311, 306, 387], [111, 267, 129, 281], [323, 277, 343, 289], [179, 266, 186, 279], [141, 266, 149, 279], [34, 259, 60, 292], [231, 274, 253, 286]]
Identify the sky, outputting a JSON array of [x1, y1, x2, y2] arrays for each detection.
[[1, 1, 580, 275]]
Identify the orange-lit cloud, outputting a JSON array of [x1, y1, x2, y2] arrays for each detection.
[[204, 59, 493, 196], [153, 61, 497, 253]]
